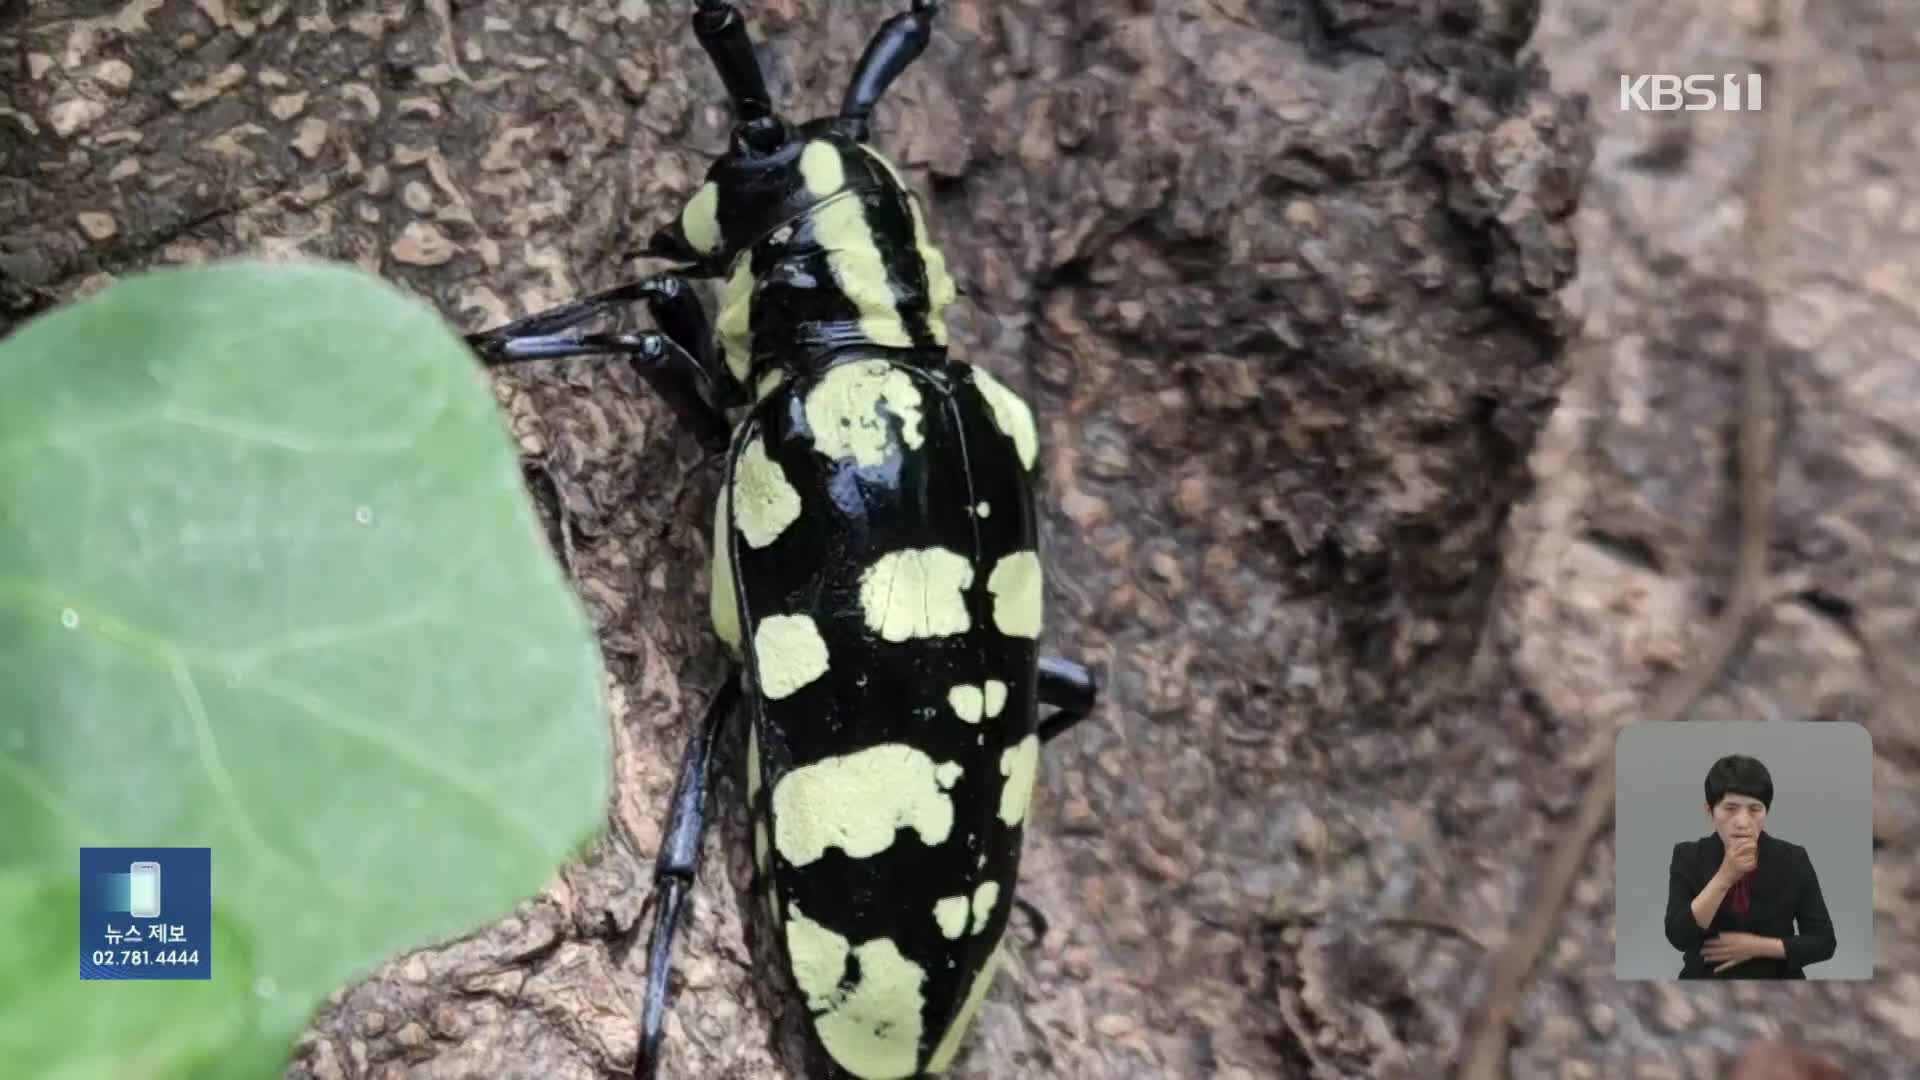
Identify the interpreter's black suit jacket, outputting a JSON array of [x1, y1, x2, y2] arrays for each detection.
[[1664, 830, 1836, 979]]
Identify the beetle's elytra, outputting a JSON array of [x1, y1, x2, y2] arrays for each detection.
[[462, 3, 1098, 1077]]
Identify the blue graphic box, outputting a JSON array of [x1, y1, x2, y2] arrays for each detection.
[[79, 847, 212, 980]]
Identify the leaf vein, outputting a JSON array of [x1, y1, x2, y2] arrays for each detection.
[[169, 650, 320, 889], [239, 670, 556, 863], [0, 754, 109, 851]]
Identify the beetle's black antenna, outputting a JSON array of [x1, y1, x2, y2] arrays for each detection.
[[835, 0, 941, 141], [693, 0, 773, 122]]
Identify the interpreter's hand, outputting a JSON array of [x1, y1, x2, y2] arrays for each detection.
[[1701, 931, 1775, 973], [1717, 835, 1758, 884]]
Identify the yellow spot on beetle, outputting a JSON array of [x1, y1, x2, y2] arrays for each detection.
[[787, 903, 848, 1002], [998, 735, 1039, 827], [948, 684, 984, 723], [859, 547, 974, 641], [986, 551, 1043, 639], [934, 895, 969, 939], [709, 487, 742, 655], [733, 435, 802, 548], [747, 725, 762, 801], [754, 614, 830, 700], [947, 680, 1009, 723], [983, 679, 1008, 718], [813, 194, 912, 348], [800, 140, 846, 197], [935, 761, 963, 789], [717, 255, 756, 384], [805, 358, 926, 467], [772, 743, 957, 867], [971, 366, 1038, 471], [970, 881, 1000, 934], [975, 501, 991, 517], [681, 181, 721, 255], [926, 947, 1003, 1073], [785, 903, 927, 1080], [859, 145, 957, 346], [754, 820, 769, 873]]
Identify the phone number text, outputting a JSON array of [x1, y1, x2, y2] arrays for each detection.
[[88, 949, 201, 966]]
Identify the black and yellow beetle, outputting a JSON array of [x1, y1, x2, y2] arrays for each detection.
[[462, 2, 1097, 1076]]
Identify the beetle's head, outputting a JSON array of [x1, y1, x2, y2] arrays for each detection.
[[651, 118, 920, 270], [644, 1, 941, 271]]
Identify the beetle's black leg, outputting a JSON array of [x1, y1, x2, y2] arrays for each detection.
[[473, 328, 733, 454], [693, 0, 772, 122], [1013, 897, 1050, 942], [634, 672, 743, 1080], [635, 274, 733, 400], [466, 272, 742, 452], [466, 273, 737, 403], [835, 0, 942, 141], [1036, 654, 1096, 743]]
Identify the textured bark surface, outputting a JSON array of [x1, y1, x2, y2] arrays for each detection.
[[1487, 0, 1920, 1076], [28, 0, 1901, 1077]]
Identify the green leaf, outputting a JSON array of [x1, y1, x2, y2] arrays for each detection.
[[0, 260, 611, 1073], [0, 870, 259, 1079]]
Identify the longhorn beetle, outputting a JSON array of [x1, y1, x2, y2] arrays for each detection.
[[462, 2, 1098, 1077]]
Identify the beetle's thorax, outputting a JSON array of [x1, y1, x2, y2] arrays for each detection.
[[695, 126, 957, 398]]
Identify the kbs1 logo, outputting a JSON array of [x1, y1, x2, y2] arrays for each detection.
[[1619, 74, 1764, 112]]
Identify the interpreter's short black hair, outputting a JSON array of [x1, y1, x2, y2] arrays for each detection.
[[1704, 754, 1773, 810]]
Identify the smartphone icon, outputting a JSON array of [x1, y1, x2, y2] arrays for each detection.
[[128, 861, 161, 918]]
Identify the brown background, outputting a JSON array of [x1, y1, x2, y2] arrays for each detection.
[[1, 0, 1907, 1076]]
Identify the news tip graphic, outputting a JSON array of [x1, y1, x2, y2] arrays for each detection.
[[79, 847, 212, 980]]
